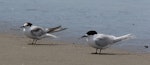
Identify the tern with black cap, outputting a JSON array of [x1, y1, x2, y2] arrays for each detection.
[[20, 22, 67, 45], [81, 30, 135, 54]]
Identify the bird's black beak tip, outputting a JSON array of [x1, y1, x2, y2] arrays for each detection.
[[20, 26, 25, 28]]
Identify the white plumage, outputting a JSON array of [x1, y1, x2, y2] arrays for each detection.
[[21, 22, 67, 44], [82, 30, 134, 54]]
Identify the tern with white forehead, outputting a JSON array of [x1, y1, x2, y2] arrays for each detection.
[[81, 30, 135, 54], [20, 22, 67, 45]]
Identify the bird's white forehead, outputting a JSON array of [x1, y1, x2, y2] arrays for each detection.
[[23, 23, 28, 26], [84, 34, 88, 36]]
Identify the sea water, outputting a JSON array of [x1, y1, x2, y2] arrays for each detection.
[[0, 0, 150, 53]]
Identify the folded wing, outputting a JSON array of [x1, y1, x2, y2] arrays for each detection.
[[95, 36, 114, 48], [31, 27, 46, 37]]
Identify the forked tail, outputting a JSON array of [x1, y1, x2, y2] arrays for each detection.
[[114, 34, 135, 43], [46, 25, 67, 33], [44, 33, 57, 38]]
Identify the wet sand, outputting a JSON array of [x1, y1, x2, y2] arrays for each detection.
[[0, 33, 150, 65]]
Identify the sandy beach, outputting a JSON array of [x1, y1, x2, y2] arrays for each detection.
[[0, 33, 150, 65]]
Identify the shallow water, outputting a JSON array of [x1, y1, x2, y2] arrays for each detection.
[[0, 0, 150, 52]]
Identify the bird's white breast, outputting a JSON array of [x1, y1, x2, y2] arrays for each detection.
[[23, 27, 33, 38], [87, 35, 100, 49]]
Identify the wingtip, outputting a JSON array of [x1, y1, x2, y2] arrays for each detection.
[[63, 28, 68, 30], [126, 34, 136, 39]]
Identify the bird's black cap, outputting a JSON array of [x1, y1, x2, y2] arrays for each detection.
[[26, 22, 32, 26], [86, 30, 97, 35]]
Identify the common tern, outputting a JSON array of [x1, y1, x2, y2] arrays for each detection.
[[20, 22, 67, 44], [81, 30, 134, 54]]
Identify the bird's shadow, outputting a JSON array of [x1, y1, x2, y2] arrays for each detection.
[[27, 43, 66, 46], [91, 52, 130, 55]]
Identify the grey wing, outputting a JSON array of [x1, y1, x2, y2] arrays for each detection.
[[95, 37, 113, 48], [31, 28, 46, 37]]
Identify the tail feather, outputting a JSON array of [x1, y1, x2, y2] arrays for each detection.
[[47, 25, 67, 33], [114, 34, 135, 43], [45, 34, 57, 38]]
